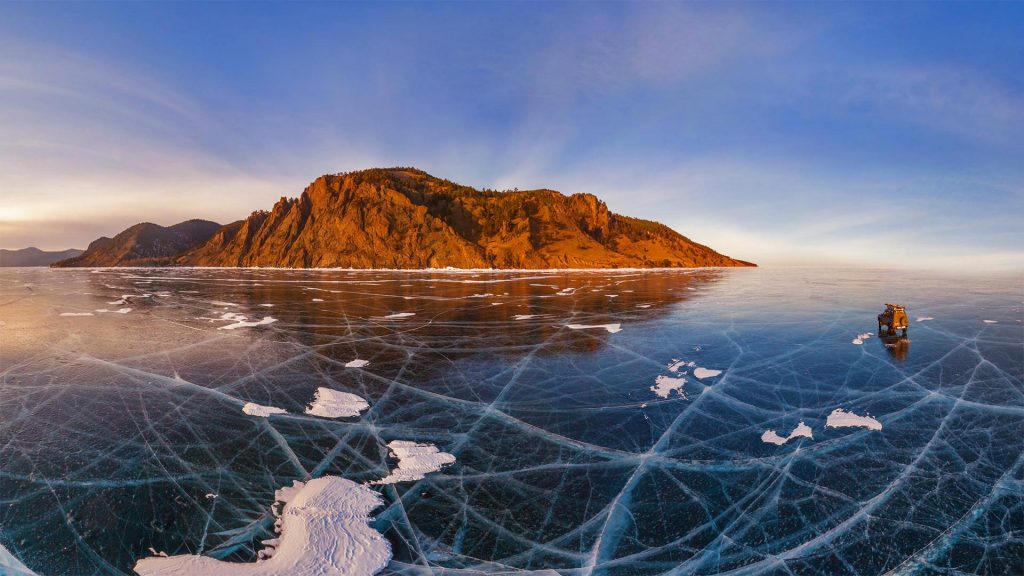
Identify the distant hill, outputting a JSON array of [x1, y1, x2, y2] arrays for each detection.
[[52, 220, 221, 267], [54, 168, 754, 269], [0, 247, 84, 267]]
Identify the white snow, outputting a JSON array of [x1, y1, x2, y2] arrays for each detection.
[[371, 441, 456, 485], [60, 312, 93, 316], [513, 314, 538, 320], [667, 359, 696, 373], [916, 317, 933, 322], [311, 298, 324, 302], [381, 312, 415, 319], [259, 304, 275, 307], [983, 320, 998, 324], [693, 367, 722, 379], [852, 332, 873, 345], [650, 375, 686, 399], [635, 304, 651, 308], [761, 421, 813, 445], [134, 477, 390, 576], [219, 316, 278, 330], [566, 323, 621, 334], [467, 293, 493, 298], [305, 388, 369, 418], [242, 403, 288, 417], [344, 359, 370, 368], [826, 408, 882, 431]]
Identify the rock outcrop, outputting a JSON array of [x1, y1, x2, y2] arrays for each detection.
[[55, 169, 754, 269]]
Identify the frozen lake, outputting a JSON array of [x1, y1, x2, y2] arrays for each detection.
[[0, 267, 1021, 575]]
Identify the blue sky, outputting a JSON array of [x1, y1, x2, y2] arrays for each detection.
[[1, 2, 1021, 269]]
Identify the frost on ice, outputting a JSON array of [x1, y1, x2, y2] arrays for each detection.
[[133, 477, 390, 576]]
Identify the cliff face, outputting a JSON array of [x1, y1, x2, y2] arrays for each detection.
[[52, 220, 221, 267], [176, 168, 753, 268]]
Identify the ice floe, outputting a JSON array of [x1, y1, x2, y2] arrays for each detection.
[[242, 403, 288, 417], [134, 477, 390, 576], [344, 359, 370, 368], [371, 440, 456, 485], [650, 375, 686, 399], [305, 388, 369, 418], [761, 421, 813, 445], [826, 408, 882, 431], [565, 323, 621, 334]]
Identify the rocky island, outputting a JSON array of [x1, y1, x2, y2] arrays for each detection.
[[53, 168, 754, 269]]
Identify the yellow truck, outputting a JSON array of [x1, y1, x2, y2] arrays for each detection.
[[878, 303, 909, 336]]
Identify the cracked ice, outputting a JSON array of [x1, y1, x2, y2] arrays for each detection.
[[0, 267, 1021, 576]]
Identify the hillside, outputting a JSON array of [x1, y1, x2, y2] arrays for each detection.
[[0, 247, 84, 267], [52, 220, 221, 267], [56, 169, 754, 269]]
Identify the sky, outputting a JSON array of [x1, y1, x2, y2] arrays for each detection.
[[1, 2, 1021, 270]]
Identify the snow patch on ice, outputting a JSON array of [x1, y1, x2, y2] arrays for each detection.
[[693, 367, 722, 379], [60, 312, 94, 316], [344, 359, 370, 368], [983, 320, 998, 324], [566, 323, 621, 334], [305, 388, 369, 418], [380, 312, 415, 319], [134, 477, 390, 576], [371, 441, 456, 485], [852, 332, 873, 345], [650, 375, 686, 399], [916, 317, 933, 322], [761, 421, 813, 445], [826, 408, 882, 431], [219, 315, 276, 330], [513, 314, 538, 320], [667, 359, 696, 373], [242, 403, 288, 417]]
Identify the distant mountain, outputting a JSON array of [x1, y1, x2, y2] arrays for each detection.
[[0, 247, 84, 267], [52, 219, 221, 267], [55, 168, 754, 269]]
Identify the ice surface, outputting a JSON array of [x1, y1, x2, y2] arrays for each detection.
[[305, 387, 369, 418], [1, 267, 1021, 576], [134, 477, 389, 576]]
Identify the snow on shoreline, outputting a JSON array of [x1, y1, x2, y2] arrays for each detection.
[[371, 441, 456, 485], [133, 477, 390, 576], [305, 388, 369, 418], [826, 408, 882, 431], [761, 421, 813, 445]]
